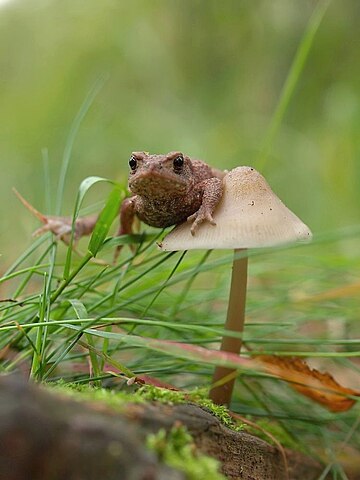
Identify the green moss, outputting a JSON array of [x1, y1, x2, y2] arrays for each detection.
[[47, 383, 226, 477], [138, 384, 189, 404], [197, 398, 244, 432], [146, 424, 226, 480], [49, 382, 245, 432], [138, 385, 245, 431], [48, 380, 145, 412]]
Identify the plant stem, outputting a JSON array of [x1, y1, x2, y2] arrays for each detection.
[[210, 249, 248, 406]]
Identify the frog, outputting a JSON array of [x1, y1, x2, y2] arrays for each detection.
[[118, 151, 224, 237], [14, 151, 225, 252]]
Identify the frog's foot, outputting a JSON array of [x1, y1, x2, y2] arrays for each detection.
[[13, 188, 78, 244], [187, 207, 216, 236], [32, 218, 74, 243]]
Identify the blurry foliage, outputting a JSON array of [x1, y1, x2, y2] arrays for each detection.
[[0, 0, 359, 261]]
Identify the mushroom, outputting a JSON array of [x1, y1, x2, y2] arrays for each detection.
[[159, 166, 312, 406]]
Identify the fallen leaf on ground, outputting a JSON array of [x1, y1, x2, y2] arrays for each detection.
[[258, 355, 359, 412]]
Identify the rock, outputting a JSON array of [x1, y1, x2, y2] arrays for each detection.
[[0, 375, 183, 480], [125, 402, 324, 480], [0, 375, 324, 480]]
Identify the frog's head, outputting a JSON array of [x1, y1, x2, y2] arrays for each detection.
[[128, 151, 194, 197]]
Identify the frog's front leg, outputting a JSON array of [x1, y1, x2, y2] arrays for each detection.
[[187, 178, 223, 235], [117, 196, 138, 236], [113, 195, 138, 261]]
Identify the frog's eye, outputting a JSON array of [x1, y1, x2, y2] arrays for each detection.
[[173, 154, 184, 171], [129, 155, 137, 171]]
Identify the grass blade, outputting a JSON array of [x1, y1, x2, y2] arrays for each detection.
[[258, 0, 331, 171], [69, 299, 101, 383], [88, 183, 124, 257], [56, 75, 108, 215], [63, 176, 116, 279]]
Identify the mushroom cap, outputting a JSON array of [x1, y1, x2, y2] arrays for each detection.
[[159, 166, 312, 251]]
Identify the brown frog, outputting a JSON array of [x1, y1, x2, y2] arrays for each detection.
[[15, 151, 225, 252], [119, 151, 224, 237]]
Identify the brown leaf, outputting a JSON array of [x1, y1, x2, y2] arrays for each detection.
[[258, 355, 359, 412]]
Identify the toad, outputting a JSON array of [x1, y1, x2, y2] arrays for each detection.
[[14, 151, 225, 251], [119, 151, 224, 237]]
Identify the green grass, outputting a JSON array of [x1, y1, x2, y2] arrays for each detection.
[[1, 3, 359, 478], [1, 216, 359, 477]]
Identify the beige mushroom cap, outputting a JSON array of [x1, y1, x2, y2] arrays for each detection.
[[159, 166, 312, 251]]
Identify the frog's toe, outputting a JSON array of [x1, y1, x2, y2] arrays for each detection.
[[188, 209, 216, 235], [187, 212, 197, 223]]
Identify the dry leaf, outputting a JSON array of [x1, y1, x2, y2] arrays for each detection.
[[258, 355, 359, 412]]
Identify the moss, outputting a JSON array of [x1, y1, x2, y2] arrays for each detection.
[[139, 385, 244, 431], [46, 383, 226, 477], [138, 384, 188, 404], [50, 382, 227, 478], [49, 382, 245, 431], [197, 398, 244, 432], [48, 380, 145, 412], [146, 423, 226, 480]]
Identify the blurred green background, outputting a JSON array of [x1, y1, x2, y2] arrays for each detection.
[[0, 0, 359, 264]]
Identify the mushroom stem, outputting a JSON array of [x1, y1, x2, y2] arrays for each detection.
[[209, 248, 248, 406]]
